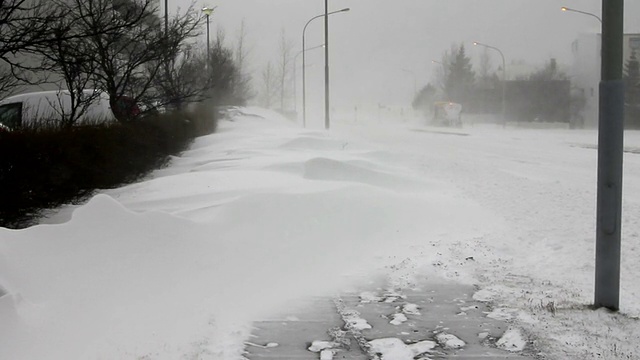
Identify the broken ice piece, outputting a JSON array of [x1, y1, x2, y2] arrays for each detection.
[[402, 303, 421, 315], [347, 317, 372, 330], [435, 332, 465, 349], [390, 313, 408, 325], [408, 340, 436, 356], [308, 340, 340, 352], [496, 328, 526, 352], [320, 349, 336, 360]]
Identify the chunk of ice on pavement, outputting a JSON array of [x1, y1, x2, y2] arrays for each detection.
[[402, 303, 421, 315], [496, 328, 526, 352], [347, 317, 372, 330], [408, 340, 436, 356], [308, 340, 340, 352], [390, 313, 408, 325], [435, 332, 465, 349], [343, 311, 372, 330], [368, 338, 414, 359], [320, 349, 336, 360]]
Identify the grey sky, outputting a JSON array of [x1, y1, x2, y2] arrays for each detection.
[[170, 0, 639, 114]]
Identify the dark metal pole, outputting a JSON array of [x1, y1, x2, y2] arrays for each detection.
[[206, 14, 210, 65], [164, 0, 168, 35], [595, 0, 624, 311], [324, 0, 330, 129], [500, 54, 506, 128], [302, 31, 307, 127], [302, 9, 348, 129]]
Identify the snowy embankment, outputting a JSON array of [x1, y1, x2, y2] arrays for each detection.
[[0, 108, 496, 359], [1, 107, 640, 359]]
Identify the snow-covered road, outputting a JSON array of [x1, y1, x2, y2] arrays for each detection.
[[1, 108, 639, 359]]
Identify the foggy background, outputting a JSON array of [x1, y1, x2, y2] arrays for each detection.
[[168, 0, 640, 123]]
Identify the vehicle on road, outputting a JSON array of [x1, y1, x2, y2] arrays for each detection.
[[432, 101, 462, 127]]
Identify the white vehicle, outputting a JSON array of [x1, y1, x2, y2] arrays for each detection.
[[0, 90, 140, 131]]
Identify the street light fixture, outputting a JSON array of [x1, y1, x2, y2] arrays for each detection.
[[201, 6, 216, 65], [302, 7, 350, 128], [561, 6, 602, 23], [293, 44, 324, 115], [474, 41, 507, 128]]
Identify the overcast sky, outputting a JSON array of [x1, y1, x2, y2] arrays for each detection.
[[169, 0, 640, 118]]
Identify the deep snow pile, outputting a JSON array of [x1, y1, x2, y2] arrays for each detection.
[[0, 108, 497, 359], [1, 107, 640, 359]]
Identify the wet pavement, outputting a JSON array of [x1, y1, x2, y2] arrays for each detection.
[[244, 280, 537, 359]]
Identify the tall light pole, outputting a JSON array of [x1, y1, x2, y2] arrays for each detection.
[[594, 0, 624, 311], [164, 0, 168, 35], [561, 6, 603, 23], [302, 7, 349, 128], [324, 0, 329, 129], [474, 42, 507, 127], [293, 44, 324, 116], [431, 60, 446, 90], [201, 6, 216, 65]]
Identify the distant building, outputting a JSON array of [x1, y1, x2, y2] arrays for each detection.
[[570, 32, 640, 128]]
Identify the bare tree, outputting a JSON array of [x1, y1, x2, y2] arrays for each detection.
[[261, 61, 277, 108], [149, 4, 207, 110], [277, 29, 294, 110], [235, 20, 250, 74], [232, 19, 254, 104], [0, 61, 20, 97], [0, 0, 63, 95], [152, 44, 210, 111], [57, 0, 199, 121], [34, 12, 103, 127]]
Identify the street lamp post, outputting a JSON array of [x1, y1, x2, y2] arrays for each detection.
[[594, 0, 624, 311], [474, 42, 507, 128], [561, 6, 603, 23], [201, 7, 216, 65], [293, 44, 324, 116], [302, 7, 349, 128], [164, 0, 168, 35], [431, 59, 446, 89]]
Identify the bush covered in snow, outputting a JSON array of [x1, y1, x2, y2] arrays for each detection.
[[0, 105, 217, 228]]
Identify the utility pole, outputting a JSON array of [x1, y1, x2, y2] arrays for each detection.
[[164, 0, 168, 36], [594, 0, 625, 311], [324, 0, 330, 129]]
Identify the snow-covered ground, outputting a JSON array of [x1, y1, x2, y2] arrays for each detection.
[[1, 107, 640, 359]]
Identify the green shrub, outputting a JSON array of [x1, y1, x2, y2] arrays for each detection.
[[0, 105, 217, 228]]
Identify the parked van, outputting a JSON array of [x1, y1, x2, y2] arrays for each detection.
[[0, 90, 140, 131]]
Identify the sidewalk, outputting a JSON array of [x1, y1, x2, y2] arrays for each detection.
[[244, 278, 536, 359]]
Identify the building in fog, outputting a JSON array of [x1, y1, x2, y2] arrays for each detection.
[[570, 32, 640, 128]]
